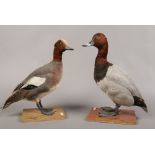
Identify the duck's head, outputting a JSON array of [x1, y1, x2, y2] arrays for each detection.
[[55, 39, 74, 53], [82, 33, 107, 49]]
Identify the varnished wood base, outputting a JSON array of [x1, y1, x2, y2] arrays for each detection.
[[86, 107, 137, 125], [21, 107, 65, 122]]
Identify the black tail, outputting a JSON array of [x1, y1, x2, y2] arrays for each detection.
[[3, 95, 16, 109], [3, 90, 28, 109], [133, 96, 148, 112]]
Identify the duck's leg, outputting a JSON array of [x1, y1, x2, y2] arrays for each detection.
[[98, 107, 116, 117], [114, 104, 120, 116], [36, 100, 55, 115], [97, 104, 120, 117]]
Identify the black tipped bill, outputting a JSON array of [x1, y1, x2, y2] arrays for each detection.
[[65, 46, 74, 50]]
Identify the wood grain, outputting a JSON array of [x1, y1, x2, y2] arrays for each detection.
[[87, 107, 137, 125], [21, 107, 65, 122]]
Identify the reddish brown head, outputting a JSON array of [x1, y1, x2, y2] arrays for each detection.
[[82, 33, 109, 64], [82, 33, 108, 49], [53, 39, 74, 62]]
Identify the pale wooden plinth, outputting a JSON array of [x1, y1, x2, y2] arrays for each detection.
[[21, 107, 65, 122], [87, 107, 137, 125]]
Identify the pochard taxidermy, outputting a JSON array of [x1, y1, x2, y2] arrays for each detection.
[[83, 33, 147, 116], [3, 39, 74, 115]]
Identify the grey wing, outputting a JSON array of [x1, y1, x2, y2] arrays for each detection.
[[13, 80, 43, 93], [23, 63, 53, 82], [107, 65, 142, 98], [13, 63, 52, 92]]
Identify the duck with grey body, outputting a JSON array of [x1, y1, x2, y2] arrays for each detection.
[[3, 39, 74, 115], [82, 33, 147, 116]]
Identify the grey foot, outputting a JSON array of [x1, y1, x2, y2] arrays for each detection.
[[98, 107, 119, 117], [36, 101, 56, 115], [40, 108, 56, 115]]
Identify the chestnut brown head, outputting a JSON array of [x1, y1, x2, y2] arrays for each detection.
[[55, 39, 74, 53], [82, 33, 107, 49]]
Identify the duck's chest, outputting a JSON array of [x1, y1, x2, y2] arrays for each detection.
[[49, 62, 63, 85], [94, 63, 112, 82], [94, 63, 113, 92]]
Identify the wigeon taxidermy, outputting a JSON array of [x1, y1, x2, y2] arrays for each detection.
[[3, 39, 74, 115], [82, 33, 147, 116]]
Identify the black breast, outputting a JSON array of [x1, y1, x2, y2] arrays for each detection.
[[94, 62, 113, 82]]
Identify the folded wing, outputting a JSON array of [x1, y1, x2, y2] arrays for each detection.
[[106, 65, 142, 99]]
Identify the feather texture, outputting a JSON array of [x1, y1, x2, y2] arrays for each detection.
[[4, 61, 62, 109], [22, 77, 46, 89], [96, 65, 142, 107], [106, 65, 142, 98]]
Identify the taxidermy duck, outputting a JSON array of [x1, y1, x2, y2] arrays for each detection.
[[2, 39, 74, 115], [82, 33, 147, 116]]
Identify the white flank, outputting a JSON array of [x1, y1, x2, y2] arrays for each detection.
[[22, 77, 46, 88], [96, 64, 141, 106]]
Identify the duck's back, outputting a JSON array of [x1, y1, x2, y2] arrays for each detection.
[[23, 61, 62, 81], [14, 61, 63, 93]]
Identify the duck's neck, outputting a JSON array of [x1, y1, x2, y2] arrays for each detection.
[[53, 47, 62, 62], [95, 41, 108, 65]]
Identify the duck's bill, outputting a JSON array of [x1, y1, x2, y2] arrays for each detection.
[[82, 41, 94, 47], [82, 43, 92, 47], [65, 46, 74, 50]]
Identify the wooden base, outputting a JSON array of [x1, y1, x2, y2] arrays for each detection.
[[21, 107, 65, 122], [86, 107, 137, 125]]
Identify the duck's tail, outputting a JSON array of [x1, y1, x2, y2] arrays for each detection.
[[2, 90, 28, 110], [133, 96, 148, 112]]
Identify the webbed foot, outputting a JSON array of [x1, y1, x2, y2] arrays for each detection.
[[97, 107, 119, 117], [40, 108, 56, 115]]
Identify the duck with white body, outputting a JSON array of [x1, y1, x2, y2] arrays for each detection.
[[82, 33, 147, 116]]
